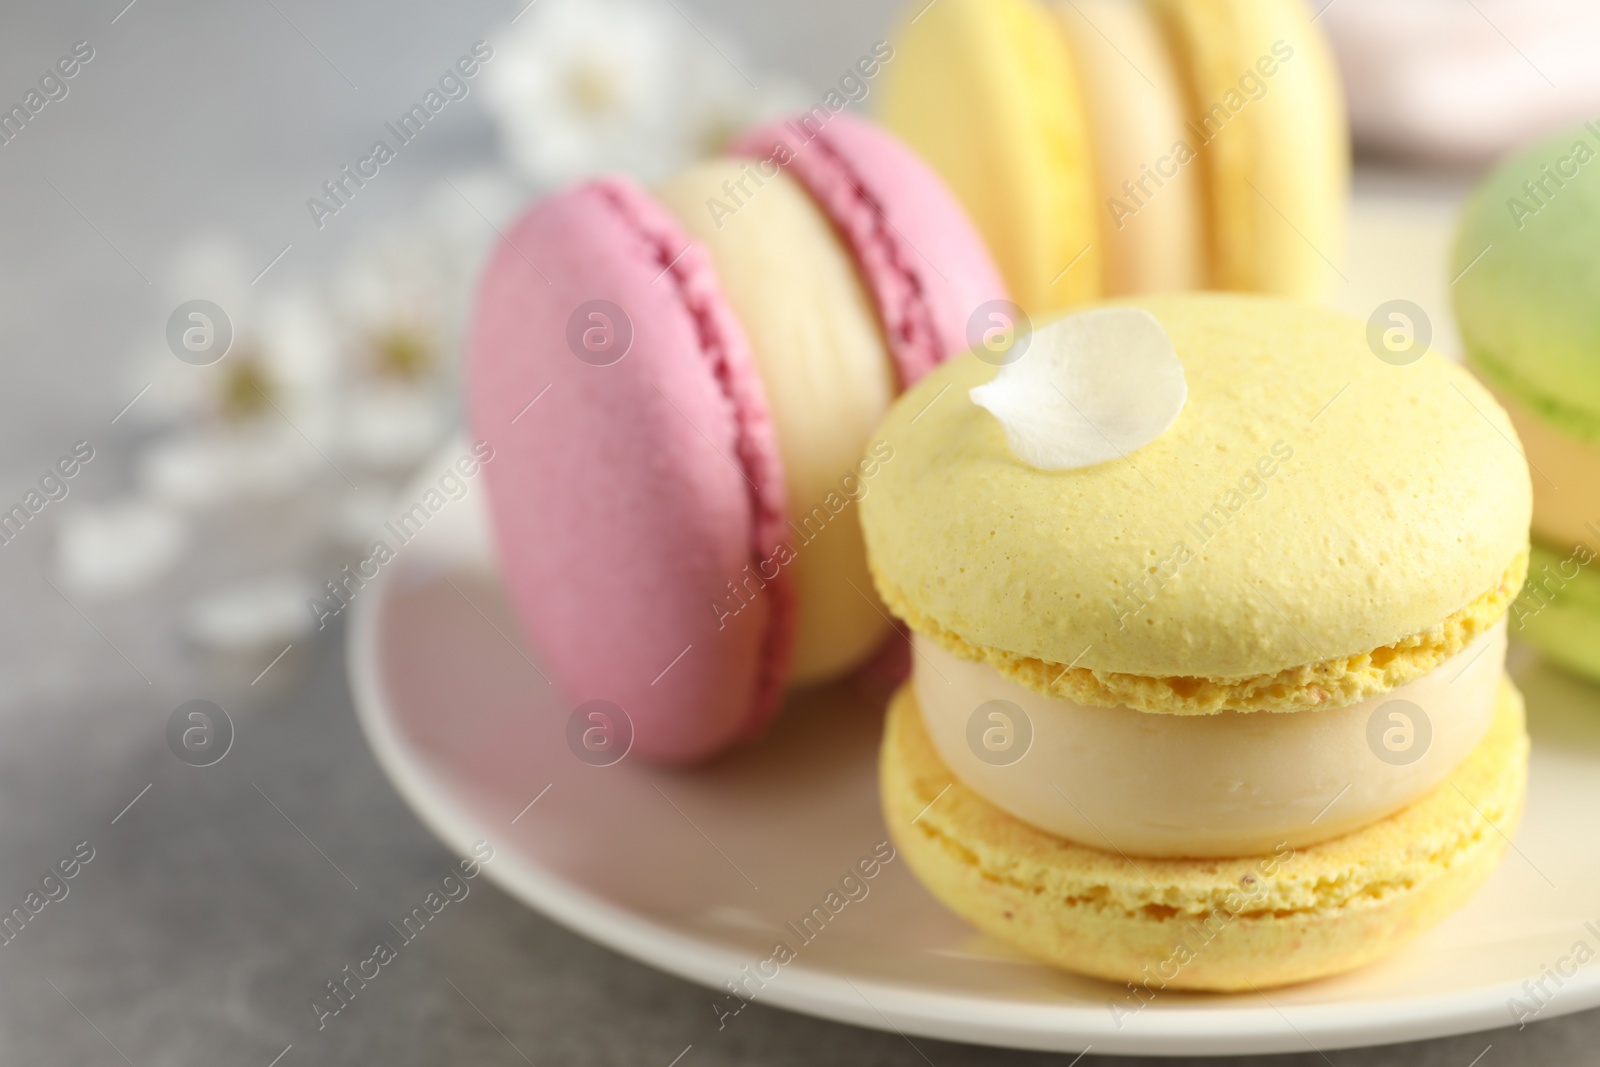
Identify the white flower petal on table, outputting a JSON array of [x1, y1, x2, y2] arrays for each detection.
[[336, 226, 448, 332], [969, 307, 1187, 471], [185, 574, 318, 653], [55, 498, 188, 597]]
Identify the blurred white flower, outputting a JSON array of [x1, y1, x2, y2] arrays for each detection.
[[138, 424, 317, 510], [325, 171, 528, 476], [126, 232, 264, 429], [256, 287, 341, 431], [55, 499, 188, 596], [336, 226, 450, 350], [484, 0, 683, 185], [132, 235, 343, 448], [481, 0, 795, 187], [331, 181, 497, 384], [679, 31, 808, 160], [327, 213, 466, 474], [185, 574, 317, 653], [338, 383, 446, 471]]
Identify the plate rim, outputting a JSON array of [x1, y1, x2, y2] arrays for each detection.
[[347, 551, 1600, 1056]]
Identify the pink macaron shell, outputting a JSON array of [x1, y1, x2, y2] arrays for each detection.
[[730, 111, 1010, 388], [468, 176, 792, 765], [729, 112, 1007, 692]]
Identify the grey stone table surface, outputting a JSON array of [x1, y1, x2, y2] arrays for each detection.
[[0, 1, 1595, 1064]]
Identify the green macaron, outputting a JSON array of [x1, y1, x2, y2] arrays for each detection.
[[1454, 121, 1600, 685], [1453, 122, 1600, 441], [1514, 543, 1600, 681]]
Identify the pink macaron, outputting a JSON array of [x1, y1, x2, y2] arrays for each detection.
[[469, 112, 1007, 764]]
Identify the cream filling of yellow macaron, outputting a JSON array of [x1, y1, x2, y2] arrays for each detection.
[[1485, 382, 1600, 552], [913, 619, 1506, 858], [655, 161, 897, 686], [1052, 0, 1203, 295]]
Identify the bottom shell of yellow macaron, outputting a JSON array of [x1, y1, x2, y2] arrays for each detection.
[[880, 679, 1528, 991]]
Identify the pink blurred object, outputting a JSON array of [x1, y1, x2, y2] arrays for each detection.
[[1321, 0, 1600, 164]]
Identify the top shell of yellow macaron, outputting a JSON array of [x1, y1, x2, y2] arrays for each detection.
[[860, 293, 1531, 715]]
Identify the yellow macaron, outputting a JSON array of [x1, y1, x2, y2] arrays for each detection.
[[880, 0, 1348, 315], [881, 676, 1527, 991], [881, 0, 1101, 313], [860, 292, 1532, 988]]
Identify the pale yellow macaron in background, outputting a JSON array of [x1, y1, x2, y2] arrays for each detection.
[[881, 0, 1348, 315], [1149, 0, 1347, 297], [861, 292, 1531, 989], [880, 0, 1101, 314], [1057, 0, 1203, 297]]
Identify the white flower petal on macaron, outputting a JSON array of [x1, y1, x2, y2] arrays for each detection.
[[969, 306, 1187, 470]]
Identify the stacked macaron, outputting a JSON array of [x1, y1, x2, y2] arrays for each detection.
[[469, 112, 1007, 763], [1453, 123, 1600, 682], [880, 0, 1347, 314], [862, 293, 1531, 989]]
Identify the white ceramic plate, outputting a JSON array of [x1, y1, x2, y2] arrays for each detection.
[[347, 472, 1600, 1057]]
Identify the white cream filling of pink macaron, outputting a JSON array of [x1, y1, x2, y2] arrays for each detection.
[[914, 619, 1506, 858], [655, 162, 900, 686]]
